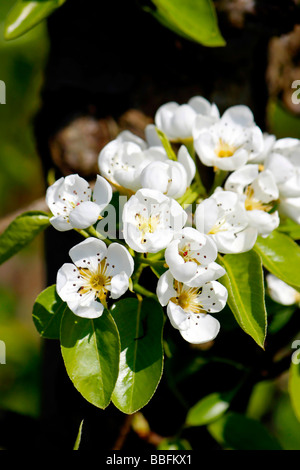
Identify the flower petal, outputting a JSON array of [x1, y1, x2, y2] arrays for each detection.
[[69, 201, 101, 229], [69, 238, 107, 271], [179, 314, 220, 344], [110, 272, 130, 299], [156, 270, 177, 307], [106, 243, 134, 278], [92, 175, 112, 210]]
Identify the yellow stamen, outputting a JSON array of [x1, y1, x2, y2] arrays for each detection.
[[244, 186, 274, 212], [215, 139, 237, 158], [170, 281, 205, 314], [136, 213, 160, 243]]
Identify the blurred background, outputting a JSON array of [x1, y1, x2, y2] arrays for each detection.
[[1, 0, 300, 450]]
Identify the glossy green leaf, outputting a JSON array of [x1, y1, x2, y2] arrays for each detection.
[[289, 359, 300, 422], [254, 231, 300, 291], [208, 412, 282, 450], [218, 251, 267, 349], [277, 218, 300, 240], [157, 438, 192, 450], [32, 284, 66, 339], [73, 420, 84, 450], [111, 298, 164, 414], [0, 210, 50, 265], [185, 392, 232, 427], [60, 309, 120, 409], [4, 0, 66, 41], [155, 128, 177, 161], [151, 0, 225, 47]]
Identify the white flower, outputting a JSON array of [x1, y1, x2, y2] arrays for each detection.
[[193, 105, 264, 171], [122, 188, 187, 253], [224, 164, 279, 236], [98, 130, 168, 192], [140, 146, 196, 199], [248, 132, 276, 164], [265, 138, 300, 198], [46, 174, 112, 231], [56, 238, 134, 318], [195, 189, 258, 254], [164, 227, 225, 285], [266, 274, 300, 306], [278, 196, 300, 225], [157, 270, 227, 344], [155, 96, 219, 142]]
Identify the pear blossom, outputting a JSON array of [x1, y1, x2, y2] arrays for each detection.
[[224, 164, 279, 236], [140, 146, 196, 199], [248, 132, 276, 164], [266, 274, 300, 306], [157, 270, 228, 344], [98, 130, 168, 192], [46, 174, 112, 231], [122, 188, 187, 253], [155, 96, 219, 142], [56, 238, 134, 318], [195, 189, 258, 254], [265, 138, 300, 198], [164, 227, 225, 285], [193, 105, 264, 171], [278, 196, 300, 225]]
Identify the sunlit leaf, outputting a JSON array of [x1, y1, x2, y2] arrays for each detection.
[[218, 251, 267, 349], [32, 284, 66, 339], [254, 231, 300, 291], [111, 298, 164, 414], [0, 210, 50, 265], [4, 0, 66, 41], [185, 392, 232, 427], [150, 0, 225, 47], [60, 309, 120, 409]]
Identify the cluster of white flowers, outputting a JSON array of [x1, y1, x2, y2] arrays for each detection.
[[45, 95, 300, 345]]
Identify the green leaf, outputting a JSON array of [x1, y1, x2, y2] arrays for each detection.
[[4, 0, 66, 41], [185, 392, 232, 427], [218, 251, 267, 349], [157, 438, 192, 450], [73, 420, 84, 450], [277, 218, 300, 240], [208, 412, 282, 450], [254, 231, 300, 291], [60, 308, 120, 409], [111, 298, 164, 414], [155, 128, 177, 161], [150, 0, 225, 47], [0, 210, 50, 265], [32, 284, 66, 339], [289, 359, 300, 422]]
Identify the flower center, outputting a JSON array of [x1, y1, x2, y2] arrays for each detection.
[[208, 217, 227, 235], [215, 139, 237, 158], [136, 213, 160, 244], [171, 280, 205, 314], [179, 244, 200, 265], [78, 259, 112, 304], [244, 185, 274, 212]]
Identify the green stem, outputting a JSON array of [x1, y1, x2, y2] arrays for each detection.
[[74, 228, 90, 238], [209, 169, 228, 195], [133, 283, 157, 299]]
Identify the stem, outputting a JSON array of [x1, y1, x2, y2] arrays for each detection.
[[209, 169, 228, 195], [133, 283, 157, 299], [74, 228, 90, 238]]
